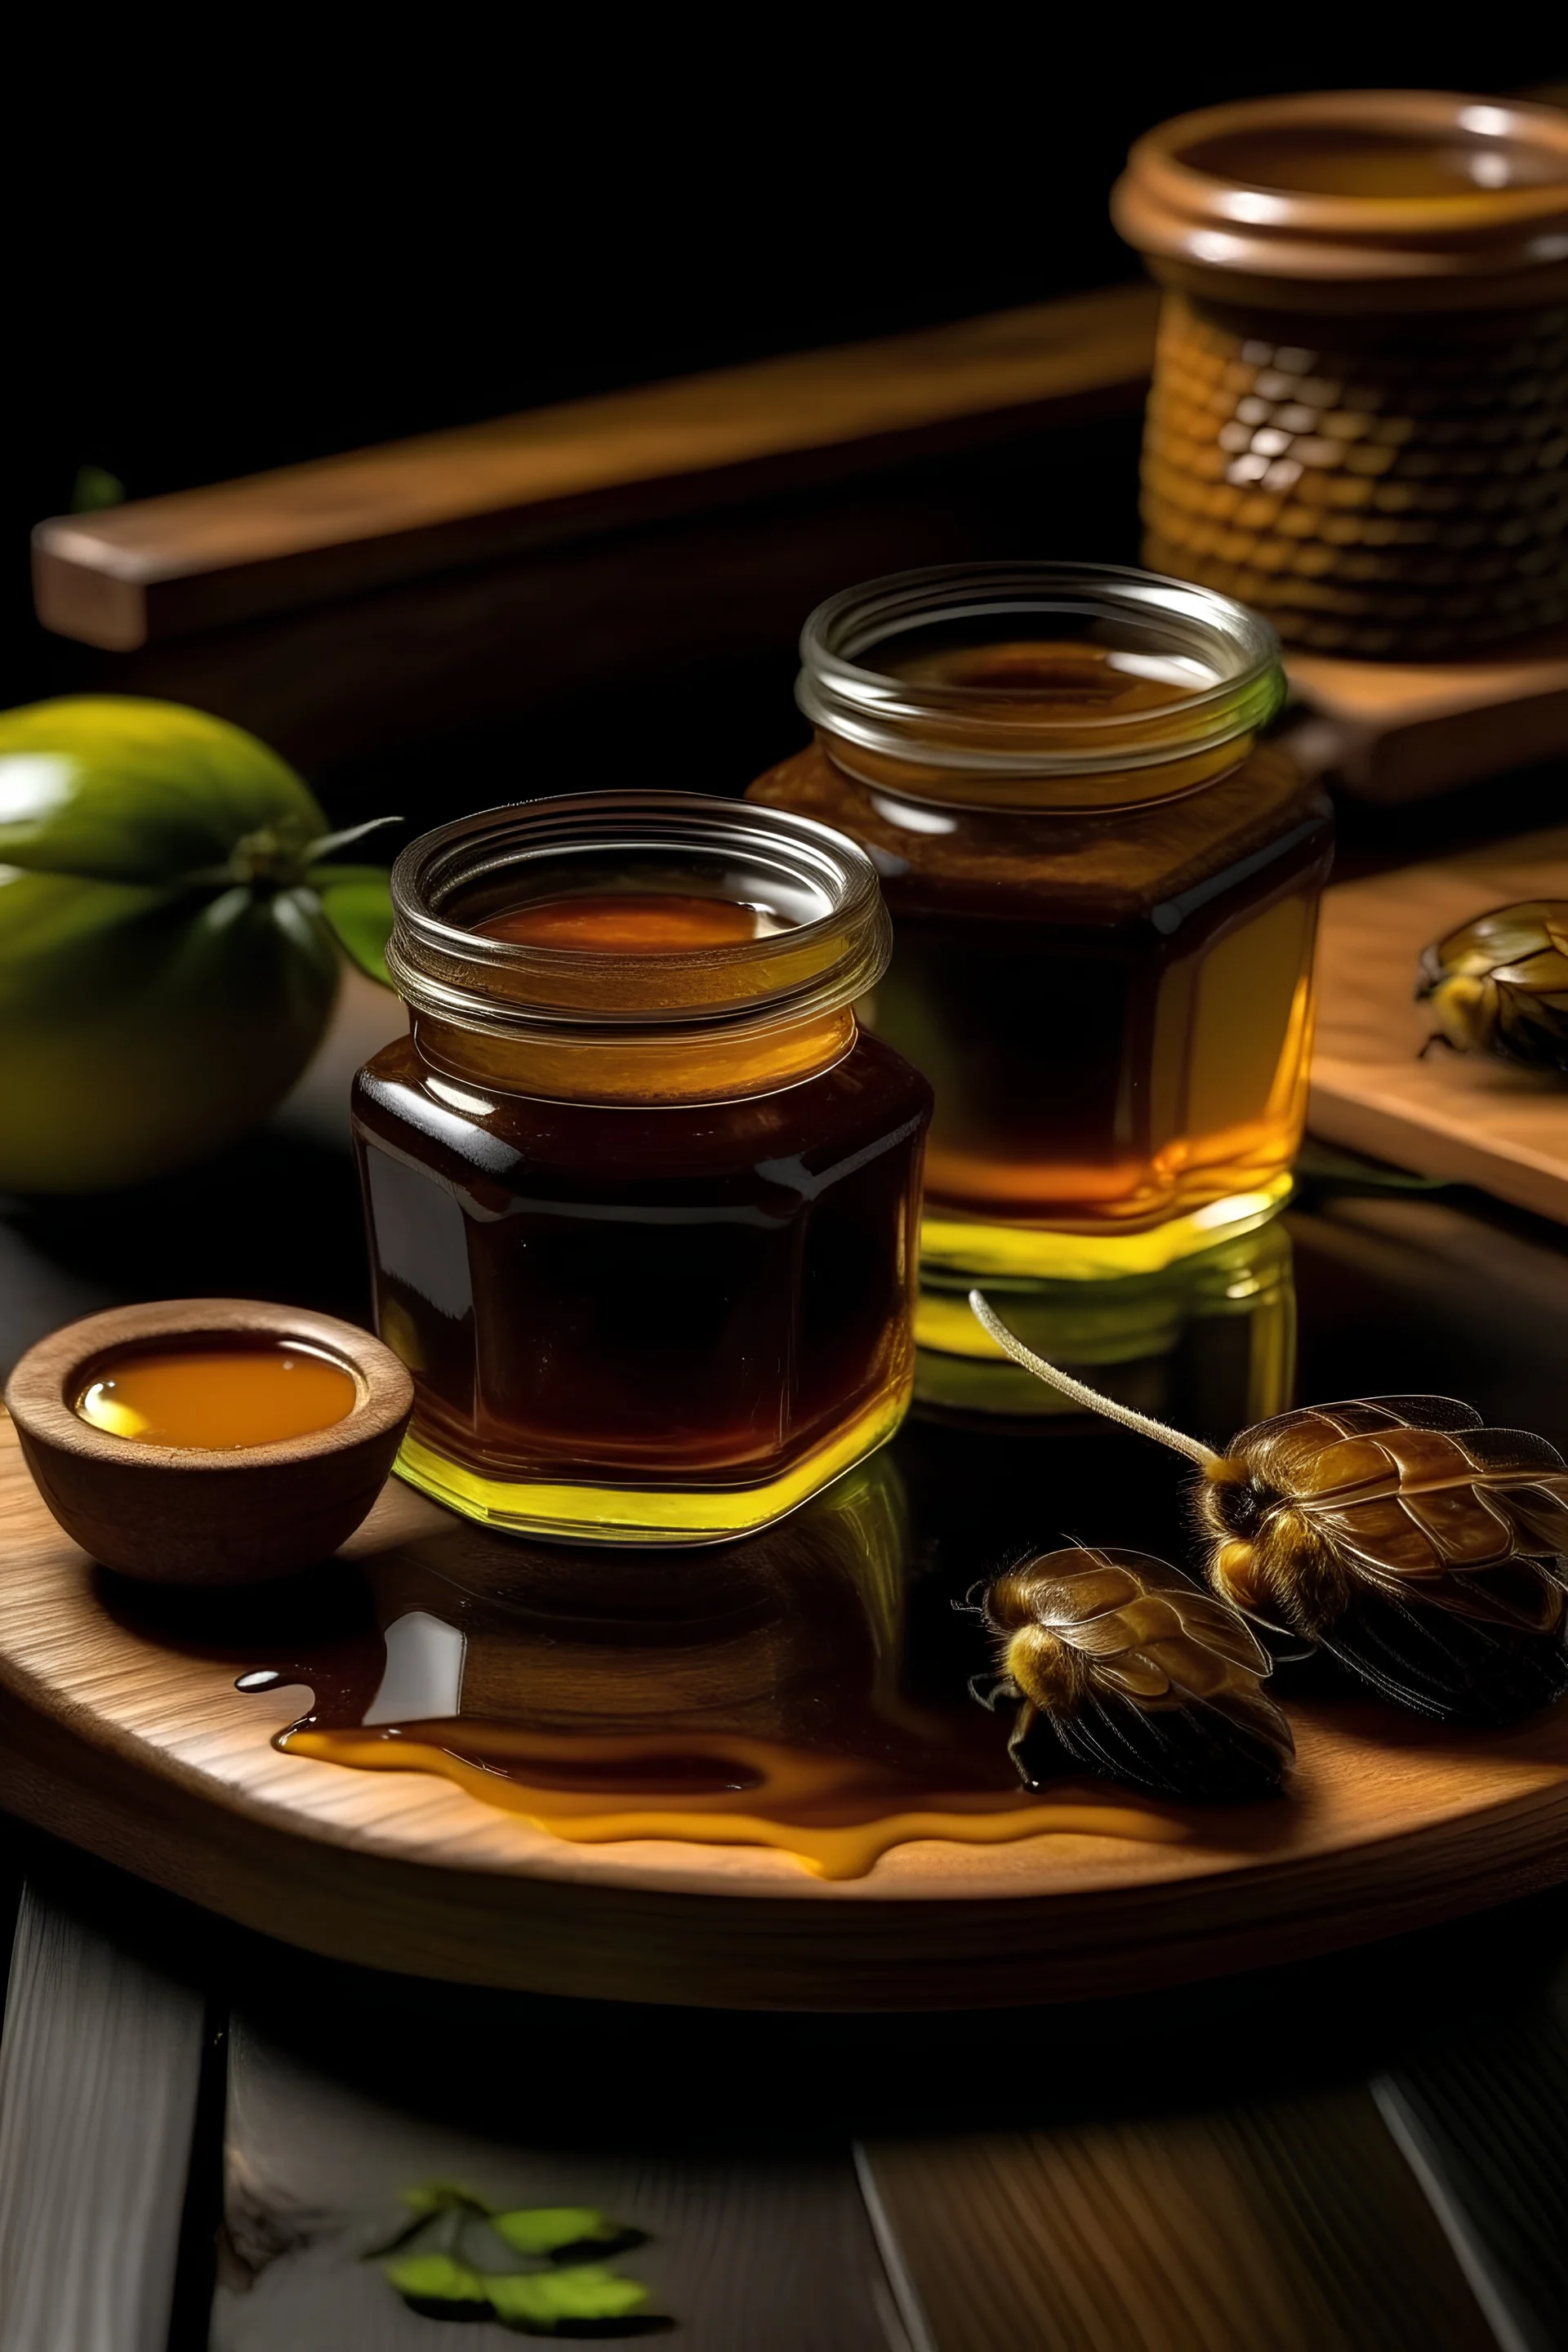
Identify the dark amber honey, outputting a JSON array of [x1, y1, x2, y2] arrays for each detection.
[[757, 721, 1326, 1237], [354, 1027, 927, 1502], [358, 797, 928, 1542], [478, 892, 773, 951]]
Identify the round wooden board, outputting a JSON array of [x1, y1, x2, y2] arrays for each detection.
[[4, 1418, 1568, 2009]]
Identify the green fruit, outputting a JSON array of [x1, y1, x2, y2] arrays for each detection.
[[0, 697, 346, 1193]]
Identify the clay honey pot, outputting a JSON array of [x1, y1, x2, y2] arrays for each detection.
[[4, 1298, 413, 1584], [1113, 89, 1568, 659]]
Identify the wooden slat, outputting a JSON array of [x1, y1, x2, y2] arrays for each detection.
[[861, 2094, 1497, 2352], [213, 2015, 893, 2350], [1374, 2001, 1568, 2352], [33, 284, 1157, 653], [0, 1884, 206, 2352]]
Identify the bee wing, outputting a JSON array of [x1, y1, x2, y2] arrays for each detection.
[[1494, 1483, 1568, 1564], [1448, 902, 1565, 967], [1456, 1426, 1567, 1476], [1237, 1400, 1484, 1499], [1048, 1682, 1293, 1801], [1309, 1485, 1563, 1632], [1355, 1396, 1488, 1432]]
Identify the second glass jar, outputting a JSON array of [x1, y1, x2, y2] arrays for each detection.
[[747, 561, 1334, 1339]]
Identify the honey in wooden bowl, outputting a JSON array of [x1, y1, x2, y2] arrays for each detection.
[[76, 1339, 357, 1450], [5, 1299, 413, 1584]]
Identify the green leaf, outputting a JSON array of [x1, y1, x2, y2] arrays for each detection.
[[490, 2207, 621, 2258], [399, 2180, 492, 2219], [312, 870, 395, 987], [1293, 1139, 1451, 1196], [484, 2262, 651, 2327], [303, 814, 402, 862], [385, 2250, 489, 2306], [70, 465, 126, 513]]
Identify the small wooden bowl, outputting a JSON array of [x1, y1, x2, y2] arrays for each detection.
[[3, 1299, 413, 1585]]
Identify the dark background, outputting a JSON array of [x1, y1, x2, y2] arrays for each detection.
[[7, 48, 1564, 725]]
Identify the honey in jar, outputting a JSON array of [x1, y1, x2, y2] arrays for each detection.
[[748, 562, 1332, 1361], [352, 794, 931, 1544]]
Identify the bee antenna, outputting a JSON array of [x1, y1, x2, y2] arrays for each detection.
[[968, 1290, 1223, 1472]]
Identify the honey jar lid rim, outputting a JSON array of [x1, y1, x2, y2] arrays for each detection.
[[798, 561, 1284, 775], [385, 791, 890, 1028]]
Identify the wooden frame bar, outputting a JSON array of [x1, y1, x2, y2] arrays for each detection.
[[33, 285, 1157, 654]]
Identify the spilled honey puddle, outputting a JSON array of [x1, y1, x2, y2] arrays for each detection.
[[279, 1721, 1187, 1878]]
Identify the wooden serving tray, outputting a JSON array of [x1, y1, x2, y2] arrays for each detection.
[[6, 1419, 1568, 2010], [1310, 826, 1568, 1224]]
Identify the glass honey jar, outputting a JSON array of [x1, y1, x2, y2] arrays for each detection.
[[352, 793, 931, 1544], [747, 562, 1333, 1336]]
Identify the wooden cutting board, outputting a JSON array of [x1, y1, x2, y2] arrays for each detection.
[[1310, 827, 1568, 1223], [6, 1419, 1568, 2010]]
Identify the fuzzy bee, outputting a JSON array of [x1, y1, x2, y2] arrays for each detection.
[[974, 1546, 1294, 1800], [970, 1294, 1568, 1727], [1417, 900, 1568, 1073]]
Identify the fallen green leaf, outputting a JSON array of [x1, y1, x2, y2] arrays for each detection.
[[484, 2262, 650, 2326], [400, 2180, 489, 2217], [491, 2207, 622, 2258], [385, 2249, 490, 2306], [1293, 1139, 1450, 1196]]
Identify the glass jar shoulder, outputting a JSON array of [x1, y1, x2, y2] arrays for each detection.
[[352, 1030, 930, 1190], [749, 741, 1331, 922]]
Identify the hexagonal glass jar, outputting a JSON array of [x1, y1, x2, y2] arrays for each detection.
[[352, 793, 931, 1544]]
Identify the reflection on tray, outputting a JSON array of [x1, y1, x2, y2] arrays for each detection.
[[915, 1218, 1295, 1431], [101, 1452, 1203, 1878]]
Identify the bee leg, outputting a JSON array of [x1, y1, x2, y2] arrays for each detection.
[[1417, 1031, 1454, 1060], [969, 1670, 1018, 1713], [1005, 1699, 1044, 1788], [952, 1581, 990, 1616]]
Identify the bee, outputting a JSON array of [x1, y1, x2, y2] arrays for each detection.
[[974, 1546, 1294, 1800], [969, 1293, 1568, 1727], [1417, 900, 1568, 1072]]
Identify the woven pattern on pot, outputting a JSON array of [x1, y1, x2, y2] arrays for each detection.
[[1143, 293, 1568, 658]]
